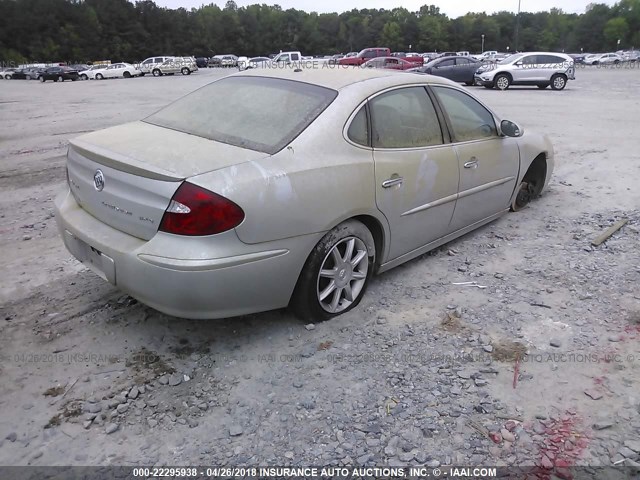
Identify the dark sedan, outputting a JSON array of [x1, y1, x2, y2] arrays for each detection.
[[38, 66, 80, 82], [409, 56, 480, 85]]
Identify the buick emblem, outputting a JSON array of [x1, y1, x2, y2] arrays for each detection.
[[93, 169, 105, 192]]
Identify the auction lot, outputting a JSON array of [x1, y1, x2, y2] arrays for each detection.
[[0, 67, 639, 471]]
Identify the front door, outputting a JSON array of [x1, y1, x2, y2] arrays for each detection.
[[431, 86, 519, 230], [368, 87, 460, 261]]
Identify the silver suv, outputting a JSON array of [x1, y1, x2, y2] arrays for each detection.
[[474, 52, 575, 90], [138, 56, 173, 76], [152, 57, 198, 76]]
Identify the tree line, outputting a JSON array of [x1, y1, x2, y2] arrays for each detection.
[[0, 0, 639, 65]]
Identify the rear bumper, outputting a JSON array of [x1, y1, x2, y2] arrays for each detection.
[[54, 189, 322, 319]]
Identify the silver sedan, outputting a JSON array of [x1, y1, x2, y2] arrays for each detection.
[[54, 68, 554, 320]]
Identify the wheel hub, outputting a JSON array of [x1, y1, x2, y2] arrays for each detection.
[[335, 263, 353, 288]]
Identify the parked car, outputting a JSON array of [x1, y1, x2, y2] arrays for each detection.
[[138, 56, 173, 75], [195, 57, 209, 68], [54, 68, 553, 321], [473, 50, 499, 60], [328, 54, 345, 65], [70, 64, 90, 73], [362, 57, 415, 70], [583, 53, 623, 65], [439, 52, 458, 57], [5, 68, 31, 80], [207, 56, 223, 67], [151, 57, 198, 76], [14, 67, 45, 80], [474, 52, 575, 90], [79, 65, 106, 80], [38, 66, 80, 82], [1, 68, 18, 79], [220, 55, 238, 67], [621, 50, 640, 62], [271, 51, 302, 64], [93, 63, 141, 80], [569, 53, 589, 64], [410, 56, 480, 85], [238, 56, 271, 71], [338, 47, 391, 66]]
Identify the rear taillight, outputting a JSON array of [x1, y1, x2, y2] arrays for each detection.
[[159, 182, 244, 236]]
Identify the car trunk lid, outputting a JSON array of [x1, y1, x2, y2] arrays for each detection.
[[67, 121, 268, 240]]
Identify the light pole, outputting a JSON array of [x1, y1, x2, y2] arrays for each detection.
[[514, 0, 522, 53], [617, 39, 621, 51], [481, 34, 485, 53]]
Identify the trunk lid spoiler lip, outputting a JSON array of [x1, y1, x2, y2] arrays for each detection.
[[69, 138, 185, 182]]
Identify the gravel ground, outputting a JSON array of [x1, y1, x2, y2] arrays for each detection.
[[0, 66, 639, 474]]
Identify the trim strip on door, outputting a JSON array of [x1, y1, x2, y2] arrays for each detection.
[[400, 176, 515, 217], [458, 176, 516, 200], [401, 192, 458, 216]]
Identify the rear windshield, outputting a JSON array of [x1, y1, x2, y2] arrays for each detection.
[[145, 76, 336, 154]]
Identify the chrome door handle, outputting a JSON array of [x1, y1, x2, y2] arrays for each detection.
[[382, 177, 403, 188], [464, 157, 478, 169]]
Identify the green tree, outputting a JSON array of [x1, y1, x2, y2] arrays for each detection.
[[603, 17, 629, 48], [381, 21, 402, 50]]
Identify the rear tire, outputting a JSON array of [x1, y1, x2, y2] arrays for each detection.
[[181, 67, 190, 75], [81, 74, 88, 80], [465, 80, 475, 86], [495, 74, 511, 90], [39, 76, 45, 82], [550, 74, 567, 90], [123, 71, 131, 78], [95, 73, 103, 80], [291, 220, 375, 322], [152, 69, 161, 77], [57, 76, 64, 82]]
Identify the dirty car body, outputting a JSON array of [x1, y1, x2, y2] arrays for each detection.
[[54, 68, 554, 320]]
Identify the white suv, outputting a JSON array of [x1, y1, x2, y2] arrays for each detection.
[[474, 52, 575, 90], [138, 56, 173, 76]]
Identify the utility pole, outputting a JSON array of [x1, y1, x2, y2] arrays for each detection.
[[514, 0, 521, 52]]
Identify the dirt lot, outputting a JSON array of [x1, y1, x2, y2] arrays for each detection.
[[0, 66, 639, 473]]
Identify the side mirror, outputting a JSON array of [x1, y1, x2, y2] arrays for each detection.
[[501, 120, 523, 137], [515, 61, 522, 66]]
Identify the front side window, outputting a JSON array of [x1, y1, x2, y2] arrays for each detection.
[[145, 76, 337, 154], [369, 87, 443, 149], [432, 86, 497, 142]]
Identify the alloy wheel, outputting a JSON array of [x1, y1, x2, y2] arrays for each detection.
[[316, 237, 368, 314]]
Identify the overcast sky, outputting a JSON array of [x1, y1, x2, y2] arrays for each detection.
[[152, 0, 616, 17]]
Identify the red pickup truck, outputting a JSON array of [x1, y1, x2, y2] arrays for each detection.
[[338, 48, 391, 66]]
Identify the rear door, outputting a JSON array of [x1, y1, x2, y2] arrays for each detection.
[[434, 58, 456, 79], [431, 86, 519, 230], [367, 86, 460, 261], [455, 57, 477, 83]]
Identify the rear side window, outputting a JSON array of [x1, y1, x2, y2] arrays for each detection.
[[145, 76, 337, 155], [538, 55, 568, 65], [370, 87, 443, 149], [347, 107, 369, 146], [432, 86, 497, 142]]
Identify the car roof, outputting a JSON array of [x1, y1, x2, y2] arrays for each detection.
[[517, 51, 572, 57], [235, 66, 456, 92]]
